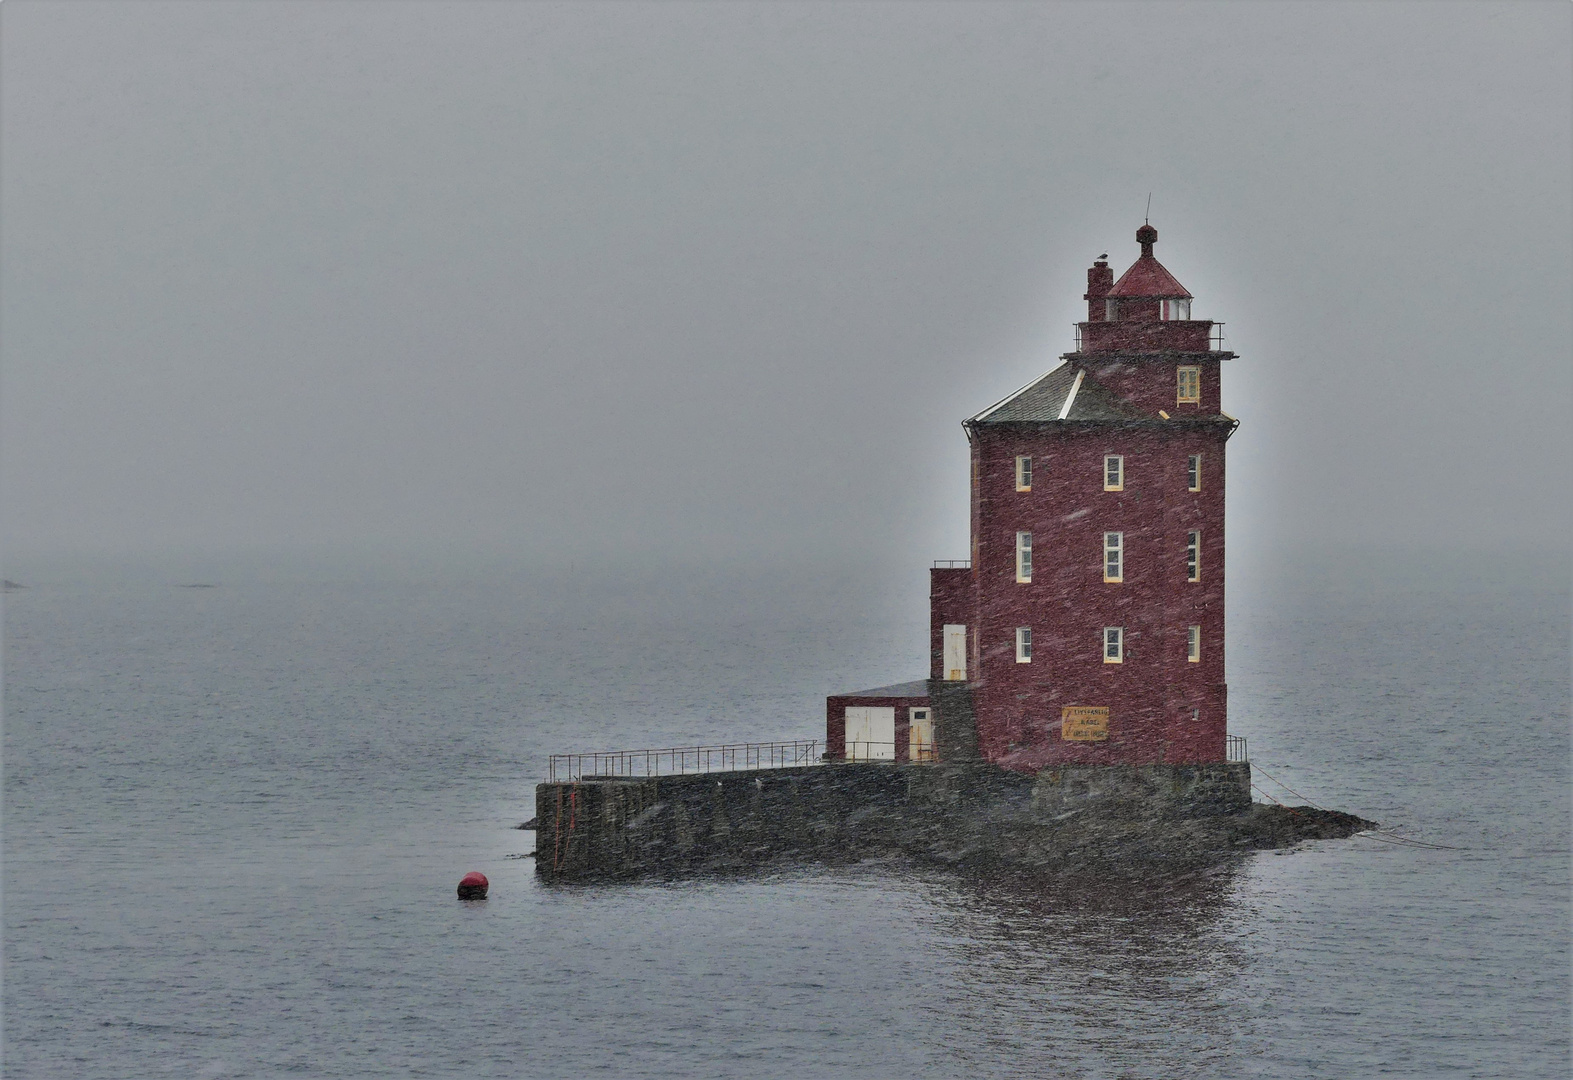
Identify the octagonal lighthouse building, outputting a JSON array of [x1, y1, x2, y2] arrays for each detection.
[[829, 224, 1240, 771]]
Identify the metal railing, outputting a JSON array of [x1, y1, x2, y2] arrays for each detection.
[[548, 739, 820, 783], [1210, 322, 1227, 351], [842, 740, 936, 763], [931, 560, 971, 569], [843, 740, 897, 762], [1226, 734, 1248, 763]]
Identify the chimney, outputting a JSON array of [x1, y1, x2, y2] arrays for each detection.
[[1084, 258, 1114, 321]]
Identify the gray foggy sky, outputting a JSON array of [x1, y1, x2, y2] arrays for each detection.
[[3, 1, 1569, 573]]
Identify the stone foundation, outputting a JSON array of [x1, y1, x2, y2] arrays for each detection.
[[532, 759, 1364, 880]]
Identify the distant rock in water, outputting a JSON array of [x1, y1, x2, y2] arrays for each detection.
[[2, 580, 25, 590]]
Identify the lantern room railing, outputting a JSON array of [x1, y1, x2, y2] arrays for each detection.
[[1226, 734, 1248, 763]]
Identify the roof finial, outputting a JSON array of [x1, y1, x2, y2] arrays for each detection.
[[1137, 220, 1157, 258], [1145, 193, 1151, 225]]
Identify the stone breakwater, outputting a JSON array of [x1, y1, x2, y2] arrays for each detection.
[[532, 762, 1373, 880]]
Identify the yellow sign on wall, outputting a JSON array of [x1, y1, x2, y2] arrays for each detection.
[[1061, 706, 1110, 741]]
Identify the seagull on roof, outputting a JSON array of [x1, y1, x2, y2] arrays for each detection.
[[1099, 253, 1108, 260]]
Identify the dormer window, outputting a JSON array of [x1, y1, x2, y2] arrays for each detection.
[[1161, 298, 1191, 320]]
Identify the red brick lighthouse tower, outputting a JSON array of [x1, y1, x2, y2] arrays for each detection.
[[925, 223, 1238, 770]]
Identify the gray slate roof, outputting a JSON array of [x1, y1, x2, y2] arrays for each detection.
[[968, 363, 1148, 424], [835, 679, 930, 699]]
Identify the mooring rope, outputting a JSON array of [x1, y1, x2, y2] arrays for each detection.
[[1251, 762, 1463, 850], [1250, 782, 1302, 814], [1250, 764, 1332, 810]]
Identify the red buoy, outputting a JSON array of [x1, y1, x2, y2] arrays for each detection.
[[457, 871, 488, 900]]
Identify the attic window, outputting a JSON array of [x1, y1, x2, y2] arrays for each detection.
[[1161, 299, 1191, 320]]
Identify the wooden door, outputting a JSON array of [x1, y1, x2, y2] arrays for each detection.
[[943, 624, 967, 681], [844, 706, 895, 760], [909, 707, 934, 762]]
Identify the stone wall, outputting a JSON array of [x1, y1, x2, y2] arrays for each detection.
[[928, 679, 981, 763], [534, 759, 1254, 880], [535, 764, 908, 878], [1030, 762, 1250, 818]]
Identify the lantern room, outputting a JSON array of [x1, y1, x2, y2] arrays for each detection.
[[1077, 225, 1216, 353]]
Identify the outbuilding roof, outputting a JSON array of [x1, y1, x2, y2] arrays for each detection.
[[966, 363, 1148, 425], [835, 679, 930, 699]]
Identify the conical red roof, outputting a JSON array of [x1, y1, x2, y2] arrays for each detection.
[[1106, 224, 1191, 298]]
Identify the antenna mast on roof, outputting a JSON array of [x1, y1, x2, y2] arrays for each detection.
[[1145, 193, 1152, 225]]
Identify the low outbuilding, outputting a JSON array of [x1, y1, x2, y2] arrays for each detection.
[[825, 680, 933, 763]]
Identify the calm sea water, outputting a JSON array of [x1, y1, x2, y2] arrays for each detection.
[[4, 555, 1568, 1078]]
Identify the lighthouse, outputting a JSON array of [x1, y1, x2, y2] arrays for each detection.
[[535, 227, 1376, 880], [830, 224, 1238, 770]]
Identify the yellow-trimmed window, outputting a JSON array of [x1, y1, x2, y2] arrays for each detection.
[[1015, 455, 1032, 492], [1103, 454, 1124, 491], [1186, 531, 1201, 581], [1177, 366, 1201, 404], [1187, 625, 1201, 662], [1016, 532, 1033, 583], [1187, 454, 1202, 492], [1103, 627, 1124, 663], [1103, 532, 1124, 583]]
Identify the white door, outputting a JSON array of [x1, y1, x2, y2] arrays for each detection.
[[943, 624, 967, 681], [844, 707, 895, 760]]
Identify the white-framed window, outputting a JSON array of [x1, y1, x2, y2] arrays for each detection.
[[1016, 532, 1033, 583], [1103, 626, 1124, 663], [1015, 627, 1032, 663], [1187, 454, 1202, 492], [1161, 298, 1192, 320], [1187, 625, 1201, 662], [1103, 531, 1123, 583], [1186, 530, 1201, 581], [1103, 454, 1124, 491], [1177, 366, 1201, 404], [1015, 455, 1032, 492]]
